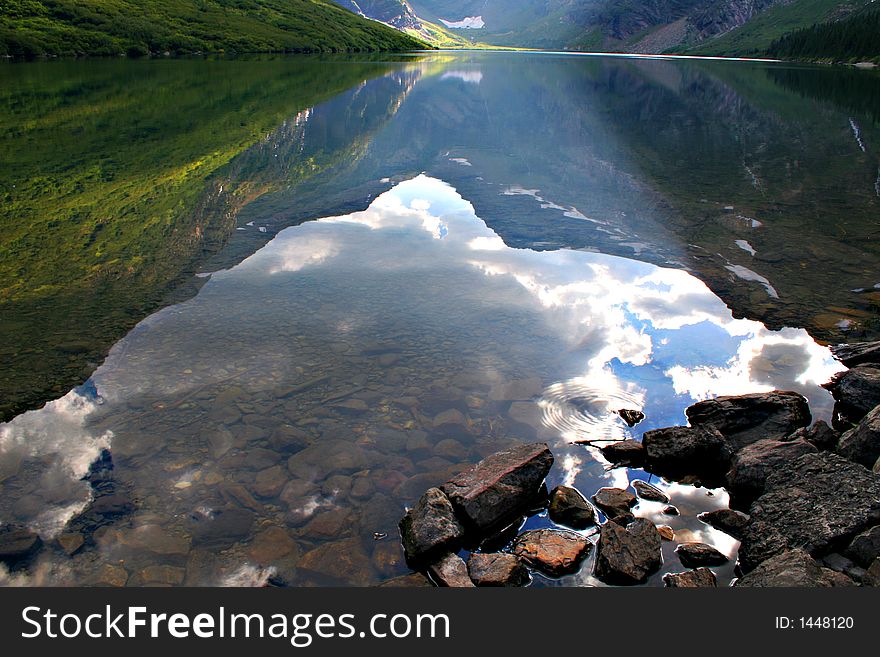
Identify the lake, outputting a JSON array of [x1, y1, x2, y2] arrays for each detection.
[[0, 52, 878, 586]]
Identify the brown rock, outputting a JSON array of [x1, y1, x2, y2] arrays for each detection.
[[735, 549, 857, 587], [663, 568, 717, 587], [247, 526, 299, 563], [591, 487, 637, 520], [57, 533, 85, 556], [512, 528, 593, 577], [675, 542, 729, 568], [428, 552, 475, 587], [467, 552, 530, 586], [600, 440, 646, 466], [253, 465, 287, 498], [594, 519, 662, 585], [548, 486, 596, 530], [399, 487, 465, 564], [298, 538, 378, 586]]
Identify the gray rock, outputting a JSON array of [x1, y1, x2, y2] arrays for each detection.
[[642, 425, 730, 483], [440, 442, 553, 532], [675, 542, 729, 568], [600, 440, 645, 466], [735, 549, 857, 587], [591, 487, 636, 520], [512, 528, 593, 577], [842, 525, 880, 567], [738, 452, 880, 572], [467, 552, 530, 586], [427, 553, 475, 587], [838, 404, 880, 468], [686, 390, 811, 452], [190, 508, 254, 549], [548, 486, 596, 530], [697, 508, 750, 540], [594, 518, 662, 585], [831, 341, 880, 367], [865, 558, 880, 586], [786, 420, 840, 452], [632, 480, 669, 503], [821, 553, 867, 583], [726, 438, 817, 507], [0, 525, 42, 565], [824, 366, 880, 427], [663, 568, 717, 587], [399, 487, 465, 565]]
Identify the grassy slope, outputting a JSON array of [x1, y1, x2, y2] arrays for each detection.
[[0, 0, 427, 57], [686, 0, 871, 57]]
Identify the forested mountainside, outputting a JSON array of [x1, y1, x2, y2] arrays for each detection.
[[765, 4, 880, 63]]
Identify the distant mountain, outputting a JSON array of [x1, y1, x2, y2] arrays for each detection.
[[0, 0, 427, 58], [331, 0, 477, 46]]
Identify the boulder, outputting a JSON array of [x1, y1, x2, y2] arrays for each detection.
[[548, 486, 596, 530], [591, 487, 637, 520], [642, 425, 730, 483], [726, 438, 817, 507], [738, 452, 880, 571], [594, 519, 662, 585], [427, 553, 475, 587], [675, 542, 729, 568], [824, 366, 880, 427], [600, 440, 645, 466], [785, 420, 839, 451], [866, 558, 880, 586], [842, 525, 880, 568], [685, 391, 811, 451], [512, 529, 593, 577], [663, 568, 717, 587], [631, 480, 669, 503], [831, 340, 880, 367], [837, 404, 880, 468], [617, 409, 645, 427], [399, 487, 464, 565], [440, 442, 553, 533], [735, 549, 857, 587], [697, 509, 750, 541], [821, 553, 867, 583], [467, 552, 530, 586], [0, 525, 42, 565]]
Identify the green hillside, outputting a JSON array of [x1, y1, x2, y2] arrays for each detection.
[[766, 4, 880, 62], [0, 0, 427, 58]]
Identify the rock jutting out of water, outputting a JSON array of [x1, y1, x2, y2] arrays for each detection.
[[547, 485, 596, 530], [663, 568, 717, 588], [594, 518, 662, 585], [511, 529, 593, 578], [823, 366, 880, 429]]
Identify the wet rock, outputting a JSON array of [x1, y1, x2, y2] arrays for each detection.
[[467, 552, 530, 587], [432, 409, 468, 432], [433, 439, 468, 461], [662, 505, 680, 516], [489, 377, 542, 402], [821, 553, 867, 583], [600, 440, 645, 466], [350, 476, 375, 501], [138, 565, 186, 586], [301, 509, 352, 540], [785, 420, 839, 452], [738, 452, 880, 571], [548, 486, 596, 530], [253, 465, 287, 498], [632, 480, 669, 503], [837, 404, 880, 468], [663, 568, 717, 587], [372, 539, 405, 577], [726, 438, 817, 507], [334, 399, 369, 414], [377, 572, 433, 587], [208, 426, 236, 458], [686, 391, 811, 451], [831, 340, 880, 367], [675, 542, 729, 567], [427, 552, 474, 587], [190, 508, 255, 549], [247, 526, 299, 564], [399, 487, 464, 564], [617, 409, 645, 427], [440, 442, 553, 533], [506, 402, 544, 433], [824, 366, 880, 427], [735, 549, 857, 587], [57, 533, 85, 556], [268, 425, 312, 454], [866, 558, 880, 586], [842, 525, 880, 567], [591, 487, 637, 520], [0, 525, 42, 565], [298, 538, 377, 586], [108, 524, 190, 556], [243, 448, 282, 471], [287, 440, 372, 479], [512, 528, 593, 577], [697, 509, 750, 540], [594, 518, 662, 585], [657, 525, 675, 541], [89, 564, 129, 587], [219, 482, 263, 512], [642, 425, 730, 483]]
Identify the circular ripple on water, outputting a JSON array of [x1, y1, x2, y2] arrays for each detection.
[[539, 377, 644, 443]]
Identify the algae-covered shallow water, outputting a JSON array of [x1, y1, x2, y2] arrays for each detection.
[[1, 52, 878, 586]]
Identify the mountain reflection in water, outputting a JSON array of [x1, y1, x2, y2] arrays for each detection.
[[0, 175, 843, 586]]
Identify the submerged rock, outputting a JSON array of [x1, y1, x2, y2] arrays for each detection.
[[298, 538, 377, 586], [837, 404, 880, 468], [642, 425, 730, 483], [440, 442, 553, 533], [600, 440, 646, 466], [512, 528, 593, 577], [592, 487, 637, 520], [548, 486, 596, 530], [631, 480, 669, 503], [686, 391, 811, 451], [726, 437, 817, 507], [399, 487, 464, 565], [594, 519, 662, 585], [735, 549, 856, 587], [675, 542, 729, 568], [697, 509, 750, 541], [377, 572, 433, 587], [738, 452, 880, 571], [190, 508, 255, 549], [428, 552, 474, 587], [467, 552, 530, 587], [663, 568, 717, 587], [0, 525, 42, 565], [824, 366, 880, 427]]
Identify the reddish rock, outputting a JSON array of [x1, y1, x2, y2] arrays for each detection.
[[467, 552, 530, 587], [512, 528, 592, 577], [594, 519, 662, 585], [663, 568, 717, 587]]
